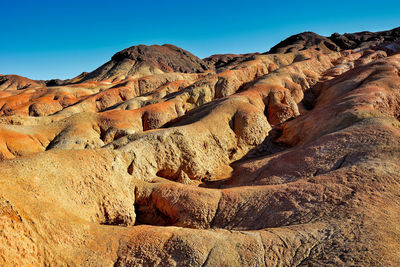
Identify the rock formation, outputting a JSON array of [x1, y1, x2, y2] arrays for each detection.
[[1, 27, 400, 266], [83, 44, 212, 82], [269, 27, 400, 54]]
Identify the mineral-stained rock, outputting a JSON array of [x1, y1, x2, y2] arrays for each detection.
[[268, 31, 340, 54], [0, 74, 44, 91], [1, 27, 400, 266], [83, 44, 213, 82]]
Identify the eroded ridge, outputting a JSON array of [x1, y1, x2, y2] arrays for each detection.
[[1, 28, 400, 266]]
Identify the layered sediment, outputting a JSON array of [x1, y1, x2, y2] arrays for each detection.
[[1, 27, 400, 266]]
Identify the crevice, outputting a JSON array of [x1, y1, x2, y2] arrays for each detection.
[[210, 194, 222, 228], [141, 115, 146, 131], [98, 125, 108, 142], [335, 155, 348, 170], [239, 127, 290, 161], [45, 129, 67, 150], [133, 188, 179, 227], [4, 142, 13, 155], [295, 241, 319, 266], [201, 246, 215, 267], [133, 201, 175, 226], [301, 88, 318, 110], [99, 204, 131, 226], [27, 135, 46, 148], [256, 232, 268, 267], [228, 115, 235, 133]]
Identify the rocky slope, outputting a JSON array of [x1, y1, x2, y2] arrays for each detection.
[[269, 27, 400, 54], [82, 44, 212, 82], [1, 27, 400, 266]]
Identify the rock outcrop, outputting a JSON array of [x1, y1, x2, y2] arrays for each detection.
[[83, 44, 212, 82], [203, 52, 260, 69], [269, 26, 400, 54], [1, 27, 400, 266], [268, 32, 340, 53], [0, 74, 44, 91]]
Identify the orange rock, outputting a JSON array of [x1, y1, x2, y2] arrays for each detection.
[[1, 28, 400, 265]]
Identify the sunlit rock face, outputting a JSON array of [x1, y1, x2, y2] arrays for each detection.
[[1, 27, 400, 266]]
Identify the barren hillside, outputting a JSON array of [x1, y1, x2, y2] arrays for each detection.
[[1, 27, 400, 266]]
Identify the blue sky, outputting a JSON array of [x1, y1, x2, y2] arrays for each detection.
[[1, 0, 399, 80]]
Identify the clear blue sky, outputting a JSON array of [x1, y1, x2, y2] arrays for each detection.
[[1, 0, 399, 80]]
